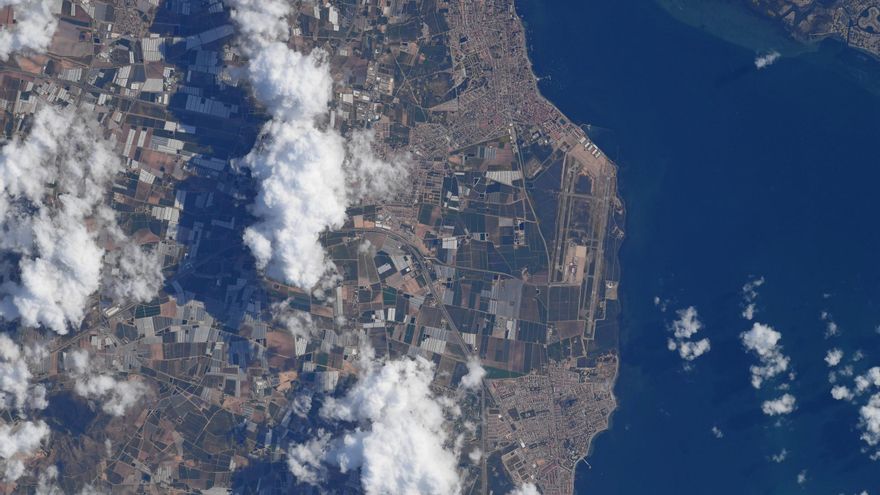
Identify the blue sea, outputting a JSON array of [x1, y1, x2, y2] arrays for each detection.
[[517, 0, 880, 493]]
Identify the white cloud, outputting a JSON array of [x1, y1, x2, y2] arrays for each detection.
[[855, 367, 880, 395], [291, 393, 313, 419], [225, 0, 408, 290], [101, 241, 163, 303], [4, 458, 25, 483], [833, 366, 880, 458], [0, 105, 154, 333], [76, 483, 103, 495], [7, 210, 105, 333], [320, 355, 461, 494], [831, 385, 855, 402], [711, 426, 723, 439], [287, 350, 462, 494], [68, 350, 146, 416], [826, 348, 844, 367], [460, 356, 486, 390], [0, 420, 49, 459], [770, 448, 788, 463], [76, 375, 146, 417], [796, 469, 807, 484], [239, 71, 347, 288], [34, 465, 62, 495], [0, 334, 47, 411], [345, 130, 409, 203], [741, 276, 764, 320], [653, 296, 667, 312], [666, 306, 711, 361], [0, 105, 116, 333], [754, 51, 781, 69], [468, 447, 482, 464], [287, 430, 330, 486], [507, 483, 541, 495], [762, 393, 796, 416], [669, 306, 701, 340], [274, 302, 319, 341], [358, 239, 374, 255], [0, 0, 58, 60], [0, 419, 49, 481], [669, 338, 711, 362], [226, 0, 291, 51], [740, 322, 790, 389], [821, 311, 840, 337], [860, 394, 880, 451]]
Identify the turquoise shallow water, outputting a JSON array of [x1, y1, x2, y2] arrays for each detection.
[[517, 0, 880, 493]]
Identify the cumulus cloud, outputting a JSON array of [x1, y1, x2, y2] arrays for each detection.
[[507, 483, 541, 495], [345, 130, 409, 203], [829, 363, 855, 385], [668, 306, 701, 340], [226, 0, 291, 51], [848, 368, 880, 458], [754, 50, 781, 69], [291, 393, 313, 418], [854, 367, 880, 395], [0, 419, 50, 481], [741, 276, 764, 320], [770, 448, 788, 463], [287, 348, 462, 494], [827, 365, 880, 458], [235, 44, 338, 287], [831, 385, 855, 402], [671, 339, 711, 362], [274, 302, 319, 341], [0, 106, 117, 333], [0, 0, 58, 60], [287, 430, 330, 486], [0, 105, 158, 333], [821, 311, 839, 337], [653, 296, 668, 312], [711, 426, 723, 439], [31, 465, 102, 495], [0, 334, 47, 411], [0, 335, 49, 481], [460, 356, 486, 390], [101, 241, 163, 303], [825, 348, 844, 367], [666, 306, 710, 361], [67, 350, 146, 416], [861, 394, 880, 455], [225, 0, 408, 290], [740, 322, 790, 389], [762, 394, 796, 416], [241, 108, 348, 288]]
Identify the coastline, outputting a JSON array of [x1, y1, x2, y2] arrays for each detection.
[[655, 0, 811, 56], [511, 2, 626, 494], [508, 0, 880, 493], [657, 0, 880, 96]]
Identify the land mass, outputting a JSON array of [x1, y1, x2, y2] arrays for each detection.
[[0, 1, 623, 494], [744, 0, 880, 59]]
